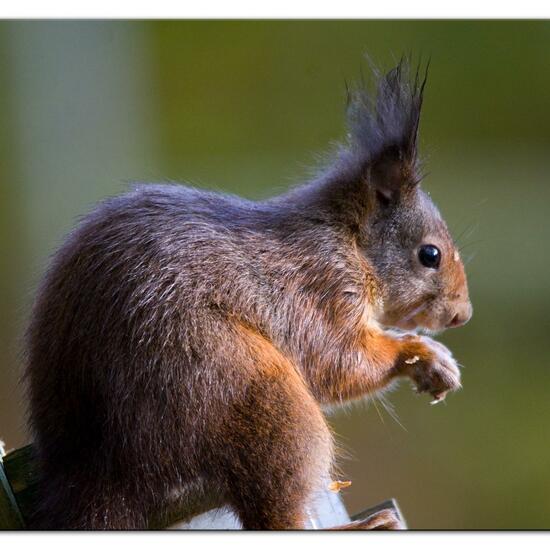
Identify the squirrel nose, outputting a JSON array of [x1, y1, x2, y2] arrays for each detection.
[[447, 302, 473, 328]]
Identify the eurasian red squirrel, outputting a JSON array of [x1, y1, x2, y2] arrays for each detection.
[[24, 59, 472, 530]]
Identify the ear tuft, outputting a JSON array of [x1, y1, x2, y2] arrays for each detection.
[[345, 57, 428, 202]]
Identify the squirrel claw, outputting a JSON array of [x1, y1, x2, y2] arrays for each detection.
[[430, 391, 447, 405]]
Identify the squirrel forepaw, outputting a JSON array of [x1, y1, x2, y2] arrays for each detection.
[[402, 335, 462, 403]]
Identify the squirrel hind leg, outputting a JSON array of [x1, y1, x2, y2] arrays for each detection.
[[214, 329, 334, 529], [222, 383, 333, 530]]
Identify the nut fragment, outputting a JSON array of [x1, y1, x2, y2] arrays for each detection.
[[404, 355, 420, 365], [328, 480, 352, 493]]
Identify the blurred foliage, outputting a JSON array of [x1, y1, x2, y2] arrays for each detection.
[[1, 20, 549, 528]]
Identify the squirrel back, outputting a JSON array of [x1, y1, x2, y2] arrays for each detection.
[[24, 59, 471, 530]]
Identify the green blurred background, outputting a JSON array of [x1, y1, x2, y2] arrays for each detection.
[[1, 20, 549, 529]]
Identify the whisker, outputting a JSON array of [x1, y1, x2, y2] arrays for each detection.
[[454, 223, 474, 243], [463, 251, 477, 266], [454, 221, 480, 246], [451, 196, 486, 245], [471, 197, 489, 209], [458, 239, 483, 252], [402, 301, 429, 323], [371, 396, 386, 426], [378, 394, 408, 432]]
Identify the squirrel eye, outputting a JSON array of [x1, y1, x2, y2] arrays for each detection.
[[418, 244, 441, 269]]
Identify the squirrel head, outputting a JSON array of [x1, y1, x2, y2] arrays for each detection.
[[331, 59, 472, 332], [362, 180, 472, 333]]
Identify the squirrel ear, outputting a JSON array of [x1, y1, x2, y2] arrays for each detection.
[[369, 145, 419, 206]]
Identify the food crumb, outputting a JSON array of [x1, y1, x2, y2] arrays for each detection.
[[328, 480, 352, 493], [404, 355, 420, 365]]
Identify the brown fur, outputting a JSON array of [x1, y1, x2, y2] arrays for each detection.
[[24, 59, 471, 530]]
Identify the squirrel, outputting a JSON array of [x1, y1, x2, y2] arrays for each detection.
[[24, 59, 472, 530]]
